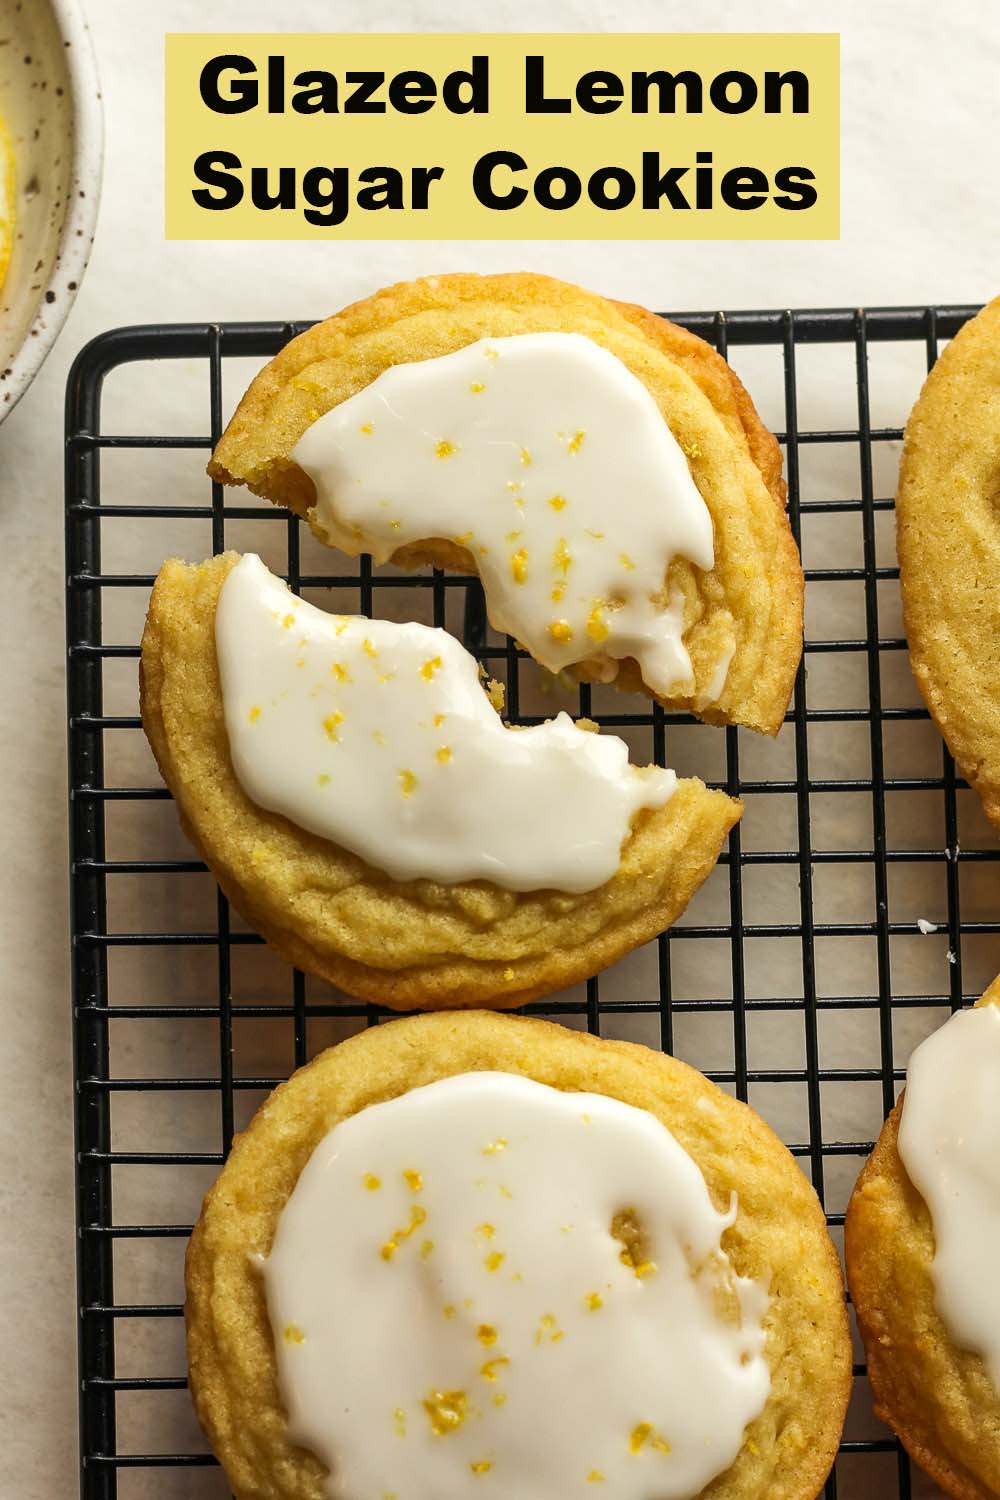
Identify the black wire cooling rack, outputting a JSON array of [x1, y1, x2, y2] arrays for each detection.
[[66, 306, 1000, 1500]]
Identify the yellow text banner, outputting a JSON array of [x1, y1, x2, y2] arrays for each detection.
[[165, 33, 840, 240]]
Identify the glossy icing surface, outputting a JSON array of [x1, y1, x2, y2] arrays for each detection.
[[293, 332, 717, 698], [264, 1071, 771, 1500], [216, 555, 675, 893], [898, 1002, 1000, 1390]]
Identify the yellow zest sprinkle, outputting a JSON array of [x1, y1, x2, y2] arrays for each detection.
[[485, 1251, 505, 1272], [283, 1324, 304, 1344], [483, 1138, 508, 1155], [281, 613, 295, 629], [248, 705, 261, 724], [612, 1209, 657, 1280], [364, 1174, 382, 1191], [586, 604, 609, 643], [444, 1304, 457, 1319], [506, 479, 522, 494], [478, 545, 489, 556], [586, 528, 605, 541], [420, 656, 442, 681], [587, 1473, 606, 1484], [332, 662, 351, 683], [484, 347, 499, 361], [470, 381, 486, 393], [454, 530, 474, 545], [569, 429, 586, 453], [433, 712, 446, 727], [619, 552, 636, 571], [317, 773, 331, 787], [499, 1184, 513, 1200], [403, 1169, 423, 1193], [360, 421, 374, 435], [394, 1407, 407, 1437], [630, 1423, 671, 1455], [435, 439, 457, 459], [535, 1313, 561, 1346], [480, 1356, 510, 1381], [420, 1239, 435, 1260], [436, 746, 452, 764], [477, 1223, 496, 1240], [399, 769, 418, 798], [510, 547, 529, 584], [548, 494, 566, 511], [477, 1324, 498, 1346], [372, 729, 386, 746], [471, 1460, 493, 1475], [389, 519, 402, 531], [511, 1272, 523, 1283], [553, 538, 572, 575], [362, 638, 377, 658], [295, 658, 305, 669], [422, 1389, 468, 1436], [322, 711, 344, 741], [551, 583, 566, 603], [335, 620, 351, 635], [494, 1393, 508, 1407], [549, 620, 573, 643], [520, 446, 532, 466], [586, 1292, 604, 1311], [502, 967, 515, 982], [505, 528, 523, 543], [381, 1204, 428, 1261]]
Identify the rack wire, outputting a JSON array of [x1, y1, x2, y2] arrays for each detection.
[[66, 306, 998, 1500]]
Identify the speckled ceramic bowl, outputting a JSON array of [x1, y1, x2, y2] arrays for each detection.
[[0, 0, 102, 421]]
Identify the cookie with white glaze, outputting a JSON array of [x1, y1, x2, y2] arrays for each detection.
[[208, 272, 803, 736], [140, 552, 740, 1011], [845, 978, 1000, 1500], [186, 1011, 851, 1500], [896, 296, 1000, 830]]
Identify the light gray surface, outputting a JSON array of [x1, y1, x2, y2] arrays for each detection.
[[1, 1, 998, 1496]]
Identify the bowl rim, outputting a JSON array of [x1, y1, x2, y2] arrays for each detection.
[[2, 0, 104, 422]]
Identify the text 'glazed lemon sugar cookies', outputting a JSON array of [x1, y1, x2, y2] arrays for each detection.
[[186, 1012, 852, 1500], [140, 552, 740, 1010], [846, 981, 1000, 1500], [209, 273, 803, 735], [896, 296, 1000, 831]]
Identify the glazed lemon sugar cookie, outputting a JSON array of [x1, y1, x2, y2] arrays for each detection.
[[186, 1011, 851, 1500], [845, 981, 1000, 1500], [896, 295, 1000, 830], [208, 273, 803, 736], [140, 551, 740, 1010]]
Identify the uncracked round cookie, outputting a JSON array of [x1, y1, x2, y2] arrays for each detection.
[[208, 272, 803, 736], [896, 296, 1000, 831], [140, 552, 740, 1011], [845, 978, 1000, 1500], [186, 1011, 851, 1500]]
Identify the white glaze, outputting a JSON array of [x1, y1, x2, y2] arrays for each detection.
[[292, 332, 717, 699], [265, 1071, 771, 1500], [897, 1002, 1000, 1391], [216, 555, 675, 893]]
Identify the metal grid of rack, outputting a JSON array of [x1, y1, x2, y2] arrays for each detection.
[[66, 306, 997, 1499]]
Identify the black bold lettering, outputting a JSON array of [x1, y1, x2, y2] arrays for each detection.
[[524, 55, 571, 113], [709, 71, 758, 114], [191, 150, 244, 208], [473, 151, 528, 209], [199, 55, 257, 113], [720, 166, 769, 209], [773, 166, 818, 209], [641, 152, 691, 210]]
